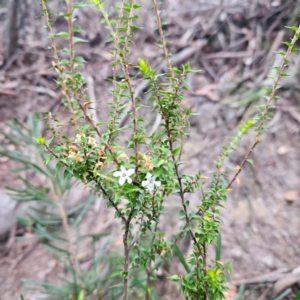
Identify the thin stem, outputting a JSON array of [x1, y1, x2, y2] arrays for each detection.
[[41, 0, 74, 112], [151, 0, 174, 77], [67, 0, 75, 74], [165, 120, 198, 249], [123, 216, 132, 300], [93, 1, 138, 168], [227, 25, 300, 189], [44, 144, 68, 167], [98, 184, 126, 223]]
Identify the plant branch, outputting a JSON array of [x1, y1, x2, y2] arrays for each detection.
[[41, 0, 74, 112], [227, 25, 300, 189], [151, 0, 174, 77]]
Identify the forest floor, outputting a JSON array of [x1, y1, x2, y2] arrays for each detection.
[[1, 0, 300, 299]]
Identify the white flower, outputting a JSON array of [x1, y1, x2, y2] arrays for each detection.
[[88, 137, 97, 147], [142, 173, 161, 192], [113, 166, 135, 186], [75, 133, 85, 143]]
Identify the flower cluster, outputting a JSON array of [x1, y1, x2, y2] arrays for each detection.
[[113, 166, 161, 192], [63, 134, 106, 169], [65, 145, 83, 163]]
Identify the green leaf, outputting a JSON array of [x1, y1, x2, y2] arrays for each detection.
[[285, 26, 299, 32], [215, 233, 222, 261], [73, 37, 88, 44], [36, 136, 45, 145], [168, 275, 180, 282], [292, 48, 300, 52], [109, 269, 123, 278], [235, 284, 245, 300], [171, 146, 181, 156], [73, 3, 89, 9], [73, 56, 86, 63], [283, 42, 293, 47], [73, 25, 83, 33], [59, 12, 72, 18], [43, 243, 70, 256], [77, 290, 85, 300], [54, 32, 69, 38], [173, 244, 191, 273], [59, 59, 70, 65], [274, 289, 292, 300], [133, 4, 142, 9], [277, 51, 286, 56], [246, 159, 254, 167], [179, 210, 185, 217], [117, 27, 127, 32]]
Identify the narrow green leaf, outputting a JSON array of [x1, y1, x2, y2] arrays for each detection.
[[173, 244, 191, 273], [235, 284, 245, 300], [73, 25, 83, 33], [117, 27, 127, 32], [246, 159, 254, 167], [133, 4, 142, 9], [54, 32, 69, 38], [215, 233, 222, 261], [77, 290, 84, 300], [73, 56, 86, 63], [73, 37, 88, 44], [168, 275, 180, 282], [285, 26, 299, 32], [274, 289, 292, 300], [73, 3, 89, 9], [43, 243, 70, 255]]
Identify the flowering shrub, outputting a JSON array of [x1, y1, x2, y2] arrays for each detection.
[[35, 0, 300, 299]]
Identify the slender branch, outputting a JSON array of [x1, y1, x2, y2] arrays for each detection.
[[121, 0, 139, 172], [67, 0, 75, 74], [41, 0, 74, 112], [123, 229, 129, 300], [98, 184, 126, 223], [227, 25, 300, 189], [226, 141, 258, 189], [123, 212, 133, 300], [151, 0, 174, 77], [44, 144, 68, 167], [165, 120, 198, 248]]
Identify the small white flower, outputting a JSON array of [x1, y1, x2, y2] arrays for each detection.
[[142, 173, 161, 192], [88, 137, 97, 147], [75, 133, 85, 143], [113, 166, 135, 186]]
